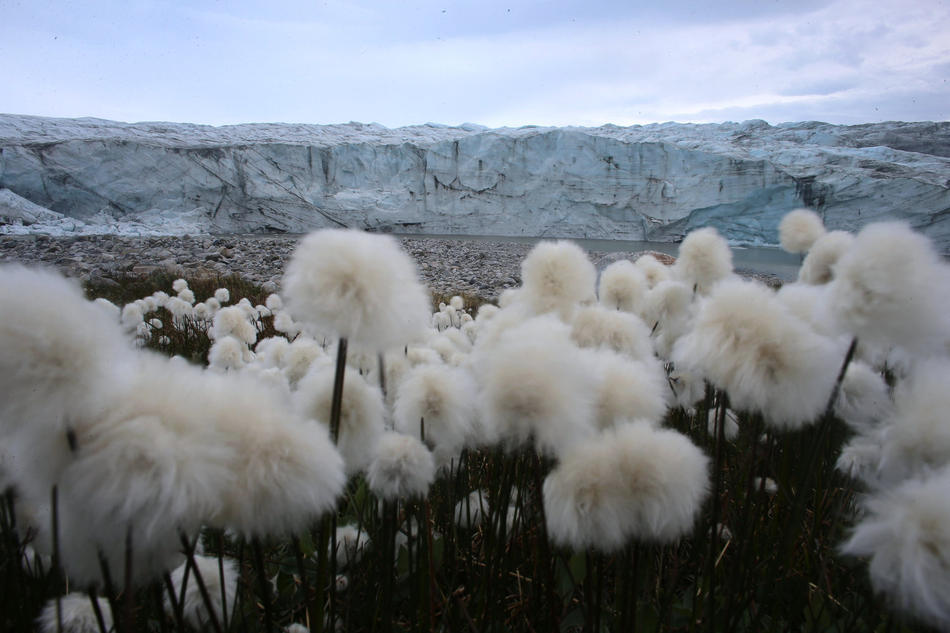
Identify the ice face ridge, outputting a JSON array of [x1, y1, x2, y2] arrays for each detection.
[[0, 115, 948, 248]]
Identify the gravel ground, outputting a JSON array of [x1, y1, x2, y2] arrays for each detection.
[[0, 233, 700, 300]]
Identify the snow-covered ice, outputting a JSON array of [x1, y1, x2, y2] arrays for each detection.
[[1, 115, 948, 247]]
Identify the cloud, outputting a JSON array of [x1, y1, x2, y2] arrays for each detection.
[[1, 0, 948, 126]]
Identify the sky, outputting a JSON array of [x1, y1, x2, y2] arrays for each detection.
[[2, 0, 949, 128]]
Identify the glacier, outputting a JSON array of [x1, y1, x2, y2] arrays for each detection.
[[0, 115, 948, 248]]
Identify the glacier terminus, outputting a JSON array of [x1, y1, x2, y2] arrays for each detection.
[[0, 115, 947, 249]]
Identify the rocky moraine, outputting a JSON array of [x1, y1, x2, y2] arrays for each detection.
[[0, 234, 687, 300]]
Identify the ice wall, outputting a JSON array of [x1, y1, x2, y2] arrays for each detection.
[[1, 115, 948, 247]]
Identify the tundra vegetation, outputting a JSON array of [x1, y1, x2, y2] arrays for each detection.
[[1, 213, 947, 632]]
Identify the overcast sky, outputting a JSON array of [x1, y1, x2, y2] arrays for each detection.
[[3, 0, 948, 128]]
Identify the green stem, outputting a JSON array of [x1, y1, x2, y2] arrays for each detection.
[[252, 538, 274, 633], [179, 532, 224, 633], [330, 338, 348, 444]]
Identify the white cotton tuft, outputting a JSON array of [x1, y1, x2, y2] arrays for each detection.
[[333, 524, 371, 568], [172, 278, 189, 293], [393, 364, 477, 466], [449, 295, 465, 310], [798, 230, 853, 285], [585, 349, 669, 429], [406, 345, 443, 367], [634, 254, 672, 289], [0, 265, 131, 498], [177, 288, 196, 305], [93, 297, 120, 321], [265, 293, 284, 311], [878, 358, 950, 485], [841, 466, 950, 629], [49, 358, 232, 584], [476, 303, 500, 322], [272, 310, 301, 338], [441, 326, 473, 354], [208, 335, 249, 372], [671, 278, 842, 430], [779, 208, 826, 254], [668, 368, 706, 409], [204, 370, 346, 538], [121, 302, 145, 330], [37, 593, 113, 633], [47, 356, 342, 552], [205, 297, 221, 312], [255, 336, 291, 368], [642, 280, 695, 359], [706, 408, 740, 441], [282, 337, 326, 385], [836, 429, 886, 482], [367, 431, 436, 500], [672, 227, 733, 295], [211, 305, 258, 345], [774, 282, 838, 337], [520, 240, 597, 320], [294, 363, 386, 475], [214, 287, 231, 304], [570, 304, 654, 360], [479, 315, 596, 457], [164, 296, 194, 321], [835, 361, 892, 431], [165, 555, 238, 630], [828, 222, 950, 354], [598, 259, 648, 313], [453, 489, 491, 530], [543, 421, 709, 551], [282, 229, 430, 350], [152, 290, 169, 307], [461, 320, 479, 345]]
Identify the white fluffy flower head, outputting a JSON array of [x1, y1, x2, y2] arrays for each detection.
[[779, 208, 826, 254], [672, 227, 733, 294], [828, 222, 950, 354], [520, 240, 597, 320], [283, 229, 430, 350], [366, 431, 436, 500]]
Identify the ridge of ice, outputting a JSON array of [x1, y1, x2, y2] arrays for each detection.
[[1, 114, 948, 247]]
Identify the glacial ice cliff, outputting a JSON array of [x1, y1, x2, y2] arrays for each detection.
[[0, 115, 948, 248]]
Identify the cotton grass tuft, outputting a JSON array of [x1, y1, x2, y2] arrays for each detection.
[[779, 208, 826, 254], [294, 363, 386, 475], [393, 364, 477, 466], [841, 466, 950, 629], [165, 554, 238, 630], [366, 431, 436, 500], [37, 593, 113, 633], [828, 222, 950, 354], [672, 278, 841, 429], [479, 315, 595, 457], [570, 305, 654, 360], [282, 229, 430, 350], [798, 230, 853, 285], [634, 254, 672, 288], [598, 259, 648, 312], [878, 358, 950, 484], [584, 349, 670, 429], [519, 240, 596, 320], [672, 227, 733, 294], [543, 421, 709, 551]]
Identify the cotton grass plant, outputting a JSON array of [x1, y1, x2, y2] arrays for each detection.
[[2, 218, 946, 633]]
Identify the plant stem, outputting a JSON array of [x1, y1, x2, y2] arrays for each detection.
[[252, 538, 275, 633], [330, 337, 348, 444]]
